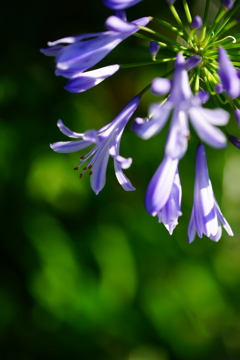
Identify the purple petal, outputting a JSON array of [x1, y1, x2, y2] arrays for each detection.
[[47, 33, 105, 46], [105, 16, 139, 32], [195, 91, 210, 104], [189, 107, 227, 148], [82, 130, 99, 143], [149, 41, 160, 59], [115, 155, 132, 169], [40, 45, 64, 56], [188, 209, 197, 243], [134, 103, 171, 139], [114, 159, 135, 191], [218, 47, 240, 99], [195, 107, 229, 126], [145, 156, 178, 216], [50, 140, 92, 153], [90, 147, 111, 194], [103, 0, 142, 10], [234, 109, 240, 127], [165, 109, 189, 159], [64, 65, 120, 92], [214, 197, 234, 236], [57, 119, 84, 138], [169, 52, 192, 103], [185, 55, 202, 70]]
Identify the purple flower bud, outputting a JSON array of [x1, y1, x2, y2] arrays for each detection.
[[215, 83, 224, 94], [151, 78, 171, 95], [222, 0, 234, 10], [229, 134, 240, 148], [234, 109, 240, 127], [185, 55, 202, 70], [149, 41, 160, 60], [191, 15, 203, 29]]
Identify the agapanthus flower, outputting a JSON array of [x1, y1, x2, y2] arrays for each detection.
[[133, 53, 229, 160], [145, 155, 182, 234], [50, 96, 140, 194], [41, 15, 150, 83], [188, 144, 233, 243], [218, 47, 240, 99], [103, 0, 143, 10]]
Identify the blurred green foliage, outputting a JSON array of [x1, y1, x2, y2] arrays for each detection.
[[1, 0, 240, 359]]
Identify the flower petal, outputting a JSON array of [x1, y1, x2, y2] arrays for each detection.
[[64, 65, 120, 92], [50, 140, 92, 153], [189, 107, 227, 148], [57, 119, 84, 138], [145, 156, 178, 215], [105, 16, 139, 32], [218, 47, 240, 99]]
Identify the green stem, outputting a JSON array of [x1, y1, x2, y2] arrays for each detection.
[[169, 5, 189, 40], [138, 25, 189, 51], [133, 33, 168, 48], [182, 0, 192, 24], [205, 2, 240, 46], [152, 18, 184, 38], [120, 58, 176, 69], [200, 0, 211, 42], [203, 8, 226, 45]]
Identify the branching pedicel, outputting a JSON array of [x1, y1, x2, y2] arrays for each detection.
[[41, 0, 240, 242]]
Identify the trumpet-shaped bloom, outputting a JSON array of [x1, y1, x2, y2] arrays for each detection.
[[50, 96, 140, 194], [41, 15, 150, 80], [188, 144, 233, 243], [133, 53, 229, 160], [218, 47, 240, 99], [145, 156, 182, 234], [103, 0, 143, 10]]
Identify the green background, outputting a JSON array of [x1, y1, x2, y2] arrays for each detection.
[[1, 0, 240, 359]]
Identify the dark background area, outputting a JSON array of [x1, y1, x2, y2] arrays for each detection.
[[1, 1, 240, 359]]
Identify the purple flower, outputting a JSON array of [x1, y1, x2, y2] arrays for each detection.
[[50, 96, 140, 194], [144, 156, 182, 234], [103, 0, 142, 10], [218, 47, 240, 99], [64, 65, 120, 93], [188, 144, 233, 243], [41, 16, 150, 80], [191, 16, 203, 30], [133, 53, 229, 159], [149, 41, 160, 60]]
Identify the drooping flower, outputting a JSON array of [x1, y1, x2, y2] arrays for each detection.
[[188, 144, 233, 243], [218, 47, 240, 99], [133, 53, 229, 160], [50, 96, 140, 194], [103, 0, 143, 10], [41, 15, 150, 80]]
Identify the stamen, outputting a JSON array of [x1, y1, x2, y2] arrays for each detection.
[[80, 156, 85, 160], [88, 165, 93, 169], [79, 173, 83, 179], [89, 171, 93, 176], [73, 167, 79, 170]]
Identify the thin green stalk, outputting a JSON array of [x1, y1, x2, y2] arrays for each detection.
[[205, 2, 240, 46], [120, 58, 176, 69], [138, 25, 189, 51], [203, 8, 226, 45], [182, 0, 192, 24], [169, 5, 189, 40], [200, 0, 211, 42], [152, 18, 184, 38], [133, 33, 168, 48]]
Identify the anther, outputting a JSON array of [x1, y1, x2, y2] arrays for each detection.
[[80, 156, 85, 160], [88, 165, 93, 169], [74, 167, 79, 170], [89, 171, 93, 176], [79, 173, 83, 179], [83, 167, 88, 170]]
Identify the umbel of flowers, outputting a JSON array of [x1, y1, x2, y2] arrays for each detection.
[[41, 0, 240, 243]]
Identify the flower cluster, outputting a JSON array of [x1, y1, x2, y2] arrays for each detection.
[[42, 0, 240, 243]]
